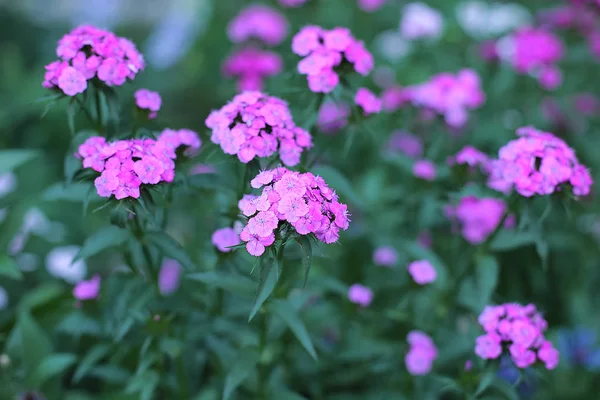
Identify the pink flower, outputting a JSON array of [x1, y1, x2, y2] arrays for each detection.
[[277, 195, 309, 222], [405, 331, 437, 375], [227, 5, 288, 46], [135, 89, 162, 119], [382, 86, 413, 112], [57, 66, 87, 96], [317, 101, 350, 134], [373, 246, 397, 267], [212, 227, 241, 252], [358, 0, 386, 12], [451, 196, 506, 244], [274, 172, 306, 197], [133, 156, 165, 184], [400, 2, 444, 41], [475, 333, 503, 359], [355, 87, 382, 115], [538, 340, 560, 370], [348, 284, 373, 307], [223, 47, 282, 92], [240, 227, 275, 256], [407, 260, 437, 285], [73, 274, 101, 300], [538, 66, 563, 90], [159, 259, 183, 296], [247, 211, 279, 237], [387, 131, 423, 158], [413, 160, 437, 181], [292, 26, 323, 56], [279, 0, 309, 7]]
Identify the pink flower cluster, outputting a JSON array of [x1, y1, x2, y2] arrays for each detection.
[[475, 303, 559, 369], [405, 331, 438, 375], [317, 101, 350, 134], [223, 47, 283, 92], [413, 160, 437, 181], [43, 25, 145, 96], [292, 26, 374, 93], [279, 0, 309, 7], [238, 168, 350, 256], [447, 196, 507, 244], [386, 131, 423, 158], [407, 260, 437, 285], [205, 91, 312, 166], [227, 5, 288, 46], [501, 27, 564, 90], [355, 88, 382, 116], [348, 283, 373, 307], [212, 222, 243, 253], [409, 69, 485, 127], [78, 129, 201, 200], [490, 126, 592, 197], [382, 86, 412, 112], [134, 89, 161, 119]]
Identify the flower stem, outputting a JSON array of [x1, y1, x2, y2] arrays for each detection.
[[94, 86, 103, 132]]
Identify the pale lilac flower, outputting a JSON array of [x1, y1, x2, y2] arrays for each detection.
[[400, 3, 444, 41], [407, 260, 437, 285], [159, 259, 183, 296], [46, 246, 87, 284], [373, 246, 397, 267], [405, 330, 437, 375], [135, 89, 162, 119], [212, 227, 241, 252], [355, 87, 382, 115], [348, 283, 373, 307], [413, 160, 437, 181]]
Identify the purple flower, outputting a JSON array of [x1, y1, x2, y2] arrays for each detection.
[[73, 274, 101, 300], [348, 284, 373, 307], [159, 259, 183, 296]]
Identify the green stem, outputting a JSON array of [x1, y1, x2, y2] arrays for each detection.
[[94, 86, 103, 132], [130, 205, 156, 283], [72, 95, 96, 126], [258, 312, 269, 400]]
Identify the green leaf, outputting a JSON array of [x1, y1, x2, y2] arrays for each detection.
[[272, 299, 317, 360], [249, 258, 279, 322], [295, 236, 312, 287], [490, 378, 520, 400], [0, 254, 22, 280], [75, 225, 130, 261], [72, 344, 111, 383], [18, 282, 64, 312], [18, 311, 53, 384], [43, 182, 94, 202], [489, 230, 535, 251], [30, 353, 77, 387], [474, 367, 496, 396], [0, 149, 39, 174], [311, 165, 363, 208], [145, 231, 195, 270], [222, 347, 259, 400], [188, 271, 256, 297], [475, 254, 499, 309], [269, 389, 309, 400], [68, 98, 76, 135]]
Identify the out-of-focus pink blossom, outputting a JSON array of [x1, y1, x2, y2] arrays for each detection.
[[227, 5, 288, 46]]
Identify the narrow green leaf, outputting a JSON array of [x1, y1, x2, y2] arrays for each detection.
[[145, 231, 195, 270], [0, 149, 39, 174], [489, 231, 535, 251], [490, 378, 520, 400], [248, 259, 279, 322], [72, 344, 111, 383], [68, 98, 76, 135], [75, 225, 130, 261], [474, 367, 496, 396], [18, 282, 64, 312], [30, 353, 77, 387], [272, 299, 317, 360], [0, 254, 23, 280], [295, 236, 312, 287], [188, 271, 256, 297], [18, 311, 53, 384], [475, 254, 499, 309], [43, 182, 94, 202], [222, 347, 259, 400]]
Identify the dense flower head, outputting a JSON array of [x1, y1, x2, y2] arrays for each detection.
[[382, 86, 413, 112], [77, 129, 201, 200], [409, 69, 485, 127], [134, 89, 162, 119], [205, 91, 312, 166], [489, 126, 592, 197], [212, 222, 243, 253], [316, 101, 350, 134], [386, 131, 423, 158], [239, 168, 350, 256], [407, 260, 437, 285], [373, 246, 398, 267], [449, 146, 490, 170], [475, 303, 559, 370], [227, 5, 288, 46], [222, 47, 283, 92], [448, 196, 507, 244], [358, 0, 387, 12], [498, 27, 564, 89], [43, 24, 145, 95], [355, 87, 382, 115], [405, 331, 438, 375], [348, 283, 373, 307], [73, 274, 101, 300], [400, 2, 444, 41], [292, 26, 374, 93]]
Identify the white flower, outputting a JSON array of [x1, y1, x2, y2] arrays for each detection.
[[46, 246, 87, 284], [456, 1, 531, 39], [0, 172, 17, 198], [375, 30, 413, 63], [23, 208, 51, 236], [400, 3, 445, 41], [0, 286, 8, 310]]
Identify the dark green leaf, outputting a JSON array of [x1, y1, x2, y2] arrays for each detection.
[[72, 344, 111, 383], [475, 367, 496, 396], [295, 236, 312, 287], [249, 258, 279, 322], [30, 353, 77, 387], [490, 378, 520, 400], [18, 311, 53, 384], [222, 347, 259, 400], [43, 182, 94, 202], [489, 231, 535, 251], [475, 254, 499, 309], [75, 225, 130, 261], [0, 149, 39, 174], [145, 231, 195, 270], [18, 282, 64, 312], [188, 271, 256, 297], [0, 254, 22, 280], [272, 299, 317, 360]]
